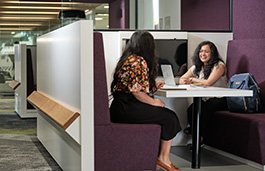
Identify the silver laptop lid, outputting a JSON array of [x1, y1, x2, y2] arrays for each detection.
[[161, 65, 175, 86]]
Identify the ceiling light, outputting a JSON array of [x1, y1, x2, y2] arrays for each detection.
[[96, 14, 109, 16], [0, 11, 58, 15], [86, 10, 92, 15], [0, 6, 74, 10], [1, 1, 82, 5], [95, 18, 103, 20], [0, 23, 43, 26], [0, 28, 34, 31], [0, 16, 55, 20], [104, 6, 109, 9]]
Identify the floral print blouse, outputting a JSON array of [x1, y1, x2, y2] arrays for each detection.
[[114, 55, 150, 93]]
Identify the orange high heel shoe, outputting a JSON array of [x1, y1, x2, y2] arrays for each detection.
[[156, 159, 181, 171]]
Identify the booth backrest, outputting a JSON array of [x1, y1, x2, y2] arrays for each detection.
[[226, 39, 265, 107], [94, 32, 111, 126], [26, 48, 35, 109], [233, 0, 265, 40]]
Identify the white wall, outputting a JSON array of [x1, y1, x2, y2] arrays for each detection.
[[159, 0, 181, 30], [14, 44, 25, 117], [129, 0, 136, 29], [138, 0, 154, 29], [136, 0, 181, 30]]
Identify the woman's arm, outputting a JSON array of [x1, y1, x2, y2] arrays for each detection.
[[132, 91, 165, 107], [189, 64, 225, 86], [156, 80, 164, 89], [179, 67, 194, 84]]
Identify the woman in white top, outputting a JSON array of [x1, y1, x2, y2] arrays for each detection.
[[179, 41, 228, 144]]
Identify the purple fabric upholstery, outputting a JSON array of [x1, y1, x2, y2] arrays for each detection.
[[95, 124, 161, 171], [205, 39, 265, 165], [94, 32, 111, 126], [207, 111, 265, 164], [226, 39, 265, 106], [181, 0, 230, 31], [233, 0, 265, 40], [94, 32, 161, 171]]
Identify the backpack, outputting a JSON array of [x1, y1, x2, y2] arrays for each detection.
[[227, 73, 263, 113]]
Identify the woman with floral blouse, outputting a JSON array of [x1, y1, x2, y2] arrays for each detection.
[[110, 30, 181, 171]]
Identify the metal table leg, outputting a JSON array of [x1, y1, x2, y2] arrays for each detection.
[[192, 97, 201, 169]]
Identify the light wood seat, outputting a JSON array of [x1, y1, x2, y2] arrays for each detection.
[[27, 91, 80, 130], [8, 80, 21, 90]]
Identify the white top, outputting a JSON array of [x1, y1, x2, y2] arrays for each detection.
[[190, 61, 227, 101], [190, 61, 227, 87]]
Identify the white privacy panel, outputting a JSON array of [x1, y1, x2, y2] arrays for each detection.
[[14, 44, 36, 118], [37, 23, 81, 111], [37, 20, 94, 171]]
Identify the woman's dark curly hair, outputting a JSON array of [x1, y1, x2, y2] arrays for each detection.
[[110, 30, 158, 95], [193, 41, 224, 79]]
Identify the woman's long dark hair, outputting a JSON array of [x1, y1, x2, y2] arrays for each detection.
[[193, 41, 224, 79], [110, 30, 158, 95]]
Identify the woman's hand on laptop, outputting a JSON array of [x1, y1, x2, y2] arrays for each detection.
[[156, 81, 165, 89]]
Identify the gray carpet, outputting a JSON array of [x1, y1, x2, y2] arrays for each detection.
[[0, 99, 15, 112], [0, 113, 62, 171]]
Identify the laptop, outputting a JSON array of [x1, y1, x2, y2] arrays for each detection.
[[160, 65, 190, 90]]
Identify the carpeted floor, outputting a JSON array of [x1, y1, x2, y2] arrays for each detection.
[[0, 113, 62, 171], [0, 99, 15, 113]]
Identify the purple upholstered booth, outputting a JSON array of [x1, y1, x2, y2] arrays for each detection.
[[93, 32, 161, 171], [205, 39, 265, 165]]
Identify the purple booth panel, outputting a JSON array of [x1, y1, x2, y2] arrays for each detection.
[[233, 0, 265, 40], [95, 123, 161, 171], [93, 32, 161, 171], [94, 32, 111, 126], [206, 111, 265, 165], [226, 39, 265, 107], [181, 0, 230, 31]]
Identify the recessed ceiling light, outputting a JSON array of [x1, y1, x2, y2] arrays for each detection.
[[0, 23, 43, 26], [96, 14, 109, 16], [104, 6, 109, 9], [0, 16, 55, 20], [0, 27, 34, 31], [0, 11, 58, 15], [1, 1, 82, 5], [0, 6, 74, 10], [95, 18, 103, 20]]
